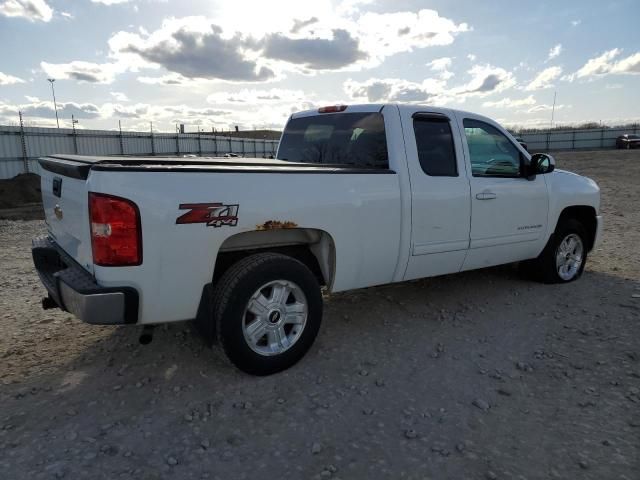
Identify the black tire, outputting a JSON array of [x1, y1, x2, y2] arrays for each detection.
[[211, 252, 323, 375], [530, 218, 588, 284]]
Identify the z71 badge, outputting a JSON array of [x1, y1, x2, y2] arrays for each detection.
[[176, 203, 239, 227]]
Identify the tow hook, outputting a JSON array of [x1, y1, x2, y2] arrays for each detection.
[[139, 325, 155, 345], [42, 296, 59, 310]]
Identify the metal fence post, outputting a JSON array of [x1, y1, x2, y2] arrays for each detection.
[[150, 122, 155, 156], [119, 120, 125, 155], [228, 136, 232, 154], [213, 134, 218, 156], [600, 128, 604, 149], [198, 128, 202, 156], [72, 115, 78, 154], [546, 131, 550, 151], [18, 111, 29, 173], [572, 130, 576, 150], [176, 132, 180, 156]]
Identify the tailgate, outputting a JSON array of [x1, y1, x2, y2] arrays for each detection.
[[39, 157, 94, 273]]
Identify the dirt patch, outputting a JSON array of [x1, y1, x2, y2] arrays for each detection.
[[0, 150, 639, 479], [0, 173, 44, 220], [0, 173, 42, 209]]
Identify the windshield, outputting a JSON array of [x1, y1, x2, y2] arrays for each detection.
[[277, 112, 388, 168], [627, 135, 640, 139]]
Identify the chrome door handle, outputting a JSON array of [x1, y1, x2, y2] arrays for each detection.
[[476, 192, 497, 200]]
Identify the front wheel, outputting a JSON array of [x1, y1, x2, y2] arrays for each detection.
[[531, 219, 588, 284], [212, 252, 323, 375]]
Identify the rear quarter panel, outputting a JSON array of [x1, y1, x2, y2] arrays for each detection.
[[87, 169, 401, 324]]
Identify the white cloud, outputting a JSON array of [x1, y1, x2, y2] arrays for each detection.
[[344, 77, 448, 104], [49, 8, 470, 85], [137, 73, 192, 86], [91, 0, 131, 4], [0, 71, 25, 85], [0, 0, 52, 22], [526, 104, 567, 113], [427, 57, 454, 80], [454, 64, 516, 97], [571, 19, 581, 26], [110, 91, 129, 102], [547, 44, 562, 61], [41, 60, 126, 84], [345, 62, 516, 105], [355, 10, 470, 64], [427, 57, 452, 71], [60, 11, 73, 18], [524, 66, 562, 90], [483, 95, 536, 109], [569, 48, 640, 80], [207, 88, 306, 105]]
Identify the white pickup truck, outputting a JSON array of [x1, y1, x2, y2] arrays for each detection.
[[32, 104, 602, 375]]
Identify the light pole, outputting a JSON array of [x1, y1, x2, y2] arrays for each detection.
[[47, 78, 60, 128]]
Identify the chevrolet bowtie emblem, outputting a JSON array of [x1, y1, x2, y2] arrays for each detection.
[[54, 204, 63, 220]]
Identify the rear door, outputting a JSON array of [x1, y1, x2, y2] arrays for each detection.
[[401, 108, 472, 280], [453, 113, 549, 270]]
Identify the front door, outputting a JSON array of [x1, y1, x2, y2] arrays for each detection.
[[402, 108, 472, 280], [454, 114, 549, 271]]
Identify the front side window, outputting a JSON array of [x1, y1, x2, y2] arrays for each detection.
[[463, 119, 521, 177], [413, 117, 458, 176], [277, 112, 388, 168]]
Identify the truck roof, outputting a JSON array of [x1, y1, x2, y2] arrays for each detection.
[[290, 103, 490, 123]]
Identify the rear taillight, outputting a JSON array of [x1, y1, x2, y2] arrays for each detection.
[[89, 192, 142, 266]]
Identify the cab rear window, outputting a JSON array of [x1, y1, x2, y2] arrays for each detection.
[[277, 113, 388, 168]]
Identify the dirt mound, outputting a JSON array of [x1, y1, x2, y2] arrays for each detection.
[[0, 173, 42, 209]]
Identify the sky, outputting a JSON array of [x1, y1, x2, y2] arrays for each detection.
[[0, 0, 638, 132]]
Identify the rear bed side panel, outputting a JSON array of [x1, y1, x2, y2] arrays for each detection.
[[87, 169, 401, 325]]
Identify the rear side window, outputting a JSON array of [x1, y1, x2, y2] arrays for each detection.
[[413, 117, 458, 176], [277, 113, 388, 168]]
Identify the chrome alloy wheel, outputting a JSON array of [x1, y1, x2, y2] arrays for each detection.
[[555, 233, 584, 281], [242, 280, 308, 356]]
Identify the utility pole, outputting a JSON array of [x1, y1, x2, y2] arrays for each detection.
[[549, 90, 557, 130], [47, 78, 60, 128]]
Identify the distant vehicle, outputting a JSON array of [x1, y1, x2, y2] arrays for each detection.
[[514, 137, 528, 151], [616, 134, 640, 149], [32, 104, 602, 375]]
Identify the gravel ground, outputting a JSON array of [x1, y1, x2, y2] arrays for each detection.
[[1, 149, 639, 480]]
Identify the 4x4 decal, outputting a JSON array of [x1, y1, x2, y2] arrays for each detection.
[[176, 203, 239, 227]]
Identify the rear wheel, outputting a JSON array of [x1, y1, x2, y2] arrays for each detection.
[[530, 218, 588, 284], [212, 252, 323, 375]]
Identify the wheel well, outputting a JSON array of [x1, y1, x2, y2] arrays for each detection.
[[212, 228, 336, 289], [557, 206, 597, 250]]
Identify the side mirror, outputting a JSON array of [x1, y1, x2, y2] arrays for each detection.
[[530, 153, 555, 175]]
